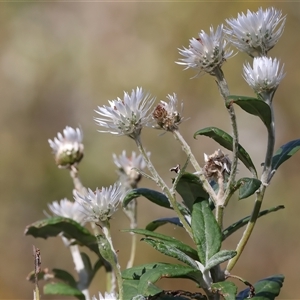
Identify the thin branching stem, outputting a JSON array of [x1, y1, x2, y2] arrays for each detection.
[[226, 104, 275, 272], [135, 136, 193, 238]]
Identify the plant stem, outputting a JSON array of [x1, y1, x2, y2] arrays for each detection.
[[102, 225, 123, 300], [172, 129, 218, 204], [62, 238, 90, 300], [69, 166, 87, 195], [213, 67, 239, 207], [226, 104, 275, 272], [135, 136, 193, 238]]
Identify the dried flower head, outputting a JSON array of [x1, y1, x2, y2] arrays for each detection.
[[74, 183, 124, 223], [113, 150, 149, 187], [243, 56, 285, 101], [204, 149, 231, 180], [177, 25, 233, 76], [92, 292, 118, 300], [48, 126, 84, 168], [94, 87, 155, 139], [47, 198, 87, 225], [152, 93, 183, 131], [225, 7, 286, 57]]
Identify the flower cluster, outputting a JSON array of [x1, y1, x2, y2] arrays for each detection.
[[177, 25, 233, 76], [225, 7, 286, 56], [94, 87, 155, 139], [152, 93, 184, 131], [48, 126, 84, 168], [204, 149, 231, 181], [74, 183, 124, 223], [243, 56, 285, 101], [47, 198, 87, 225]]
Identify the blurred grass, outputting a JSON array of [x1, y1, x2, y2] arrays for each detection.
[[1, 2, 300, 299]]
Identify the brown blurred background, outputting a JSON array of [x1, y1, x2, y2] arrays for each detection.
[[1, 1, 300, 299]]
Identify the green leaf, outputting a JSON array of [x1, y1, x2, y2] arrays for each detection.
[[24, 217, 101, 257], [123, 279, 162, 300], [44, 282, 85, 300], [176, 172, 209, 211], [191, 200, 222, 264], [145, 217, 183, 231], [122, 229, 199, 260], [236, 274, 284, 300], [193, 127, 257, 176], [142, 238, 199, 269], [203, 250, 236, 272], [271, 139, 300, 171], [226, 95, 272, 128], [237, 177, 261, 200], [211, 281, 237, 300], [222, 205, 284, 241], [52, 269, 77, 288], [122, 262, 171, 280], [123, 188, 171, 209], [137, 264, 203, 295]]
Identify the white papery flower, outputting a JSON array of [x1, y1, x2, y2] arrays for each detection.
[[177, 25, 233, 76], [225, 7, 286, 56], [48, 126, 84, 168], [243, 56, 285, 100], [113, 150, 149, 187], [94, 87, 155, 139], [47, 198, 87, 225], [152, 93, 184, 131], [113, 150, 148, 176], [74, 183, 124, 222], [92, 292, 118, 300]]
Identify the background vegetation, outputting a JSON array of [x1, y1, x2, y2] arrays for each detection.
[[1, 2, 300, 299]]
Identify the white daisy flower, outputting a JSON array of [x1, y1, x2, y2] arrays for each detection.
[[177, 25, 233, 76], [225, 7, 286, 56], [47, 198, 87, 225], [243, 56, 285, 100], [152, 93, 184, 131], [74, 183, 124, 222], [48, 126, 84, 168], [94, 87, 155, 139]]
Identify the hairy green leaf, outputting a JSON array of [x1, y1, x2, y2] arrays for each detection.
[[123, 188, 172, 209], [142, 238, 199, 269], [222, 205, 284, 240], [145, 217, 183, 231], [237, 177, 261, 200], [52, 269, 77, 288], [123, 279, 162, 300], [176, 173, 209, 211], [211, 281, 237, 300], [24, 217, 101, 257], [44, 282, 84, 300], [137, 264, 203, 295], [226, 95, 272, 128], [236, 274, 284, 300], [122, 229, 198, 260], [271, 139, 300, 171], [203, 250, 236, 272], [191, 200, 222, 264]]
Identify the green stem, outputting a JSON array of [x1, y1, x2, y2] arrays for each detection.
[[226, 104, 275, 272], [102, 224, 123, 300], [213, 67, 239, 207], [135, 136, 193, 238], [172, 129, 218, 205]]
